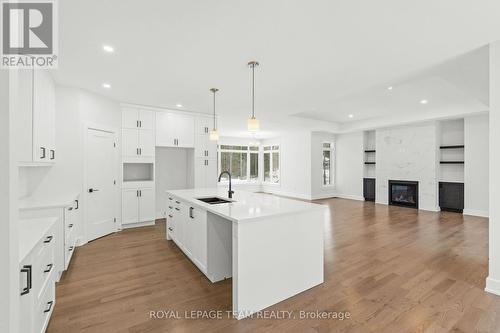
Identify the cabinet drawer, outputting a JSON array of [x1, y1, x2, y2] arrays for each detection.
[[35, 278, 55, 333], [33, 240, 55, 302]]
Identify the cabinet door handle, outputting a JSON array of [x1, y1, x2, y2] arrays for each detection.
[[50, 149, 55, 160], [168, 197, 173, 201], [137, 190, 139, 197], [168, 227, 173, 231], [40, 147, 46, 159], [69, 246, 74, 252], [137, 120, 139, 128], [44, 301, 54, 313], [20, 265, 32, 295], [168, 215, 173, 218], [175, 200, 180, 204], [75, 200, 79, 209], [168, 206, 173, 209], [139, 190, 142, 197], [68, 223, 73, 228], [44, 235, 53, 243], [140, 120, 142, 128], [43, 263, 53, 273], [189, 207, 194, 219], [175, 207, 180, 211], [140, 148, 142, 155]]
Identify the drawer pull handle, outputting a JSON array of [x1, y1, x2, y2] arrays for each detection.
[[168, 227, 173, 231], [68, 224, 74, 228], [44, 235, 53, 243], [168, 206, 173, 209], [20, 265, 32, 295], [175, 201, 180, 204], [44, 301, 54, 313], [69, 246, 74, 252], [168, 197, 173, 200], [168, 214, 173, 218], [75, 199, 79, 209], [175, 208, 180, 211], [44, 263, 53, 273]]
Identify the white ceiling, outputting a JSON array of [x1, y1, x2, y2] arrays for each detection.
[[53, 0, 499, 138]]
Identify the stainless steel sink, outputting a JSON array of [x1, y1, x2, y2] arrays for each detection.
[[197, 197, 233, 205]]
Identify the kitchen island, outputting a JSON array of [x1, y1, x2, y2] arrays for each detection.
[[166, 188, 327, 319]]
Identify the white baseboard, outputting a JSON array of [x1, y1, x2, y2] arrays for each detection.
[[122, 220, 155, 229], [463, 209, 489, 218], [311, 194, 337, 200], [485, 276, 500, 296], [420, 206, 440, 212], [334, 194, 365, 201]]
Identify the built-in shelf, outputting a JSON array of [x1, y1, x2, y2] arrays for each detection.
[[364, 150, 376, 153], [440, 161, 464, 164], [440, 145, 465, 149], [364, 162, 376, 165], [123, 163, 154, 182]]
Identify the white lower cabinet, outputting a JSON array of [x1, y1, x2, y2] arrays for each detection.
[[19, 218, 58, 333], [122, 185, 155, 227], [167, 198, 208, 274]]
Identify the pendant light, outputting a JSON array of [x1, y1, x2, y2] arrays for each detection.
[[209, 88, 219, 141], [247, 61, 260, 132]]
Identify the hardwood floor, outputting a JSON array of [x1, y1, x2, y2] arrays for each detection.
[[47, 198, 500, 333]]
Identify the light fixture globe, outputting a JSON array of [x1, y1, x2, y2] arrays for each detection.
[[247, 116, 260, 132], [209, 129, 219, 141]]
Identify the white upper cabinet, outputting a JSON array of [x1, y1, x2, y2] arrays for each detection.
[[155, 112, 195, 148], [122, 107, 155, 130], [121, 107, 155, 161], [195, 116, 211, 135], [14, 69, 56, 165]]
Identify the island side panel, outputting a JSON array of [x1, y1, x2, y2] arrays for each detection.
[[232, 209, 325, 319]]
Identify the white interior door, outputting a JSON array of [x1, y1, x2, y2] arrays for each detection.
[[86, 128, 117, 241]]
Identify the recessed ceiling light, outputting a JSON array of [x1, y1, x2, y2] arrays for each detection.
[[176, 103, 183, 108], [420, 99, 428, 104], [102, 83, 111, 89], [102, 45, 114, 53], [387, 86, 393, 90], [348, 114, 354, 118]]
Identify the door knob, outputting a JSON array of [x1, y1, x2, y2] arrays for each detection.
[[88, 188, 99, 193]]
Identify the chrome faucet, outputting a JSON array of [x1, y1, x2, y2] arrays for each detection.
[[218, 171, 234, 199]]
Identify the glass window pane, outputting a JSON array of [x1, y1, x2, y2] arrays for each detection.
[[264, 153, 270, 182], [323, 150, 331, 185], [272, 145, 279, 151], [323, 143, 331, 149], [249, 146, 259, 151], [220, 152, 231, 181], [272, 152, 279, 183], [230, 152, 247, 180], [264, 146, 271, 151], [250, 153, 259, 181]]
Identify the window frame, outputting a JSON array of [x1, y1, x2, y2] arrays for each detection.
[[218, 144, 260, 183], [263, 144, 280, 185], [322, 142, 334, 187]]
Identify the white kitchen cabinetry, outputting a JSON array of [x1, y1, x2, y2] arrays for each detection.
[[122, 107, 155, 161], [156, 112, 195, 148], [195, 158, 218, 188], [14, 69, 57, 165], [19, 196, 81, 280], [19, 218, 58, 333], [121, 184, 155, 227], [194, 116, 218, 188], [167, 198, 207, 274], [122, 107, 155, 130]]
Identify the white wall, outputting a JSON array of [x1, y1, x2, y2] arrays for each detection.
[[464, 115, 489, 217], [376, 122, 439, 211], [18, 86, 121, 243], [155, 147, 193, 218], [486, 41, 500, 296], [262, 132, 312, 199], [311, 132, 336, 199], [1, 68, 19, 333], [335, 132, 364, 200]]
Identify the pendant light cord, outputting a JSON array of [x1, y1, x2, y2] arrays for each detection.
[[251, 64, 255, 119], [213, 90, 216, 129]]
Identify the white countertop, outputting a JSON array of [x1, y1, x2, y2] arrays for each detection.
[[166, 188, 327, 223], [19, 217, 58, 262], [19, 193, 79, 211]]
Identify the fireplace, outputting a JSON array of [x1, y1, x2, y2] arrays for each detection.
[[389, 180, 419, 209]]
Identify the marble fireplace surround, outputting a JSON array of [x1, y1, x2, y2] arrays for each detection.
[[375, 122, 439, 211]]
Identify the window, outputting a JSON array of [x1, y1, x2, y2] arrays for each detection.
[[263, 145, 280, 184], [219, 145, 259, 182], [322, 142, 333, 186]]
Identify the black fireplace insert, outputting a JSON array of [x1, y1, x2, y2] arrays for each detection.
[[388, 180, 419, 209]]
